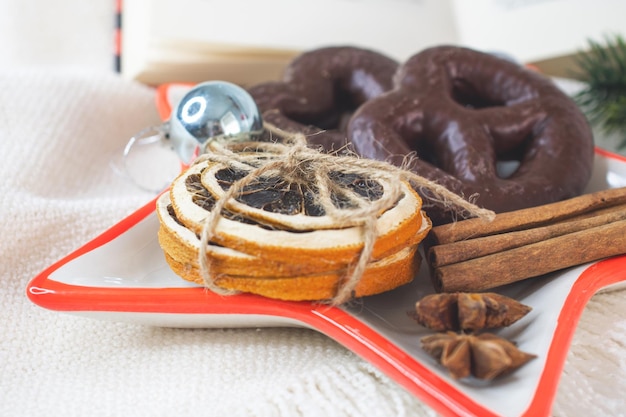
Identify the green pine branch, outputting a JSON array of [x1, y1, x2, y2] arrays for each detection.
[[574, 34, 626, 149]]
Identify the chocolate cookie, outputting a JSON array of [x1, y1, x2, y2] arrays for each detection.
[[348, 46, 595, 224], [248, 46, 398, 151]]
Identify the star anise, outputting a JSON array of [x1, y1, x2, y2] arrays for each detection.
[[412, 292, 531, 332], [421, 332, 536, 380]]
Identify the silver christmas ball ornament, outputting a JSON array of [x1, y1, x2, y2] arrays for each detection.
[[168, 81, 263, 163]]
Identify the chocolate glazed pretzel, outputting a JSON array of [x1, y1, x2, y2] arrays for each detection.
[[348, 46, 595, 224], [247, 46, 398, 150]]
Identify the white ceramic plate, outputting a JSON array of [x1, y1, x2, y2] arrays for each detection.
[[27, 84, 626, 417]]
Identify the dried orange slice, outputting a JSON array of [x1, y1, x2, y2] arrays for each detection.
[[162, 242, 422, 301], [158, 191, 430, 278], [200, 159, 398, 230], [169, 160, 426, 265], [157, 192, 332, 277], [158, 139, 433, 302]]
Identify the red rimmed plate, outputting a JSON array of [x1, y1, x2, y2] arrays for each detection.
[[27, 83, 626, 417]]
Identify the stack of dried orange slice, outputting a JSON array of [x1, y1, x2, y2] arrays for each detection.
[[156, 141, 431, 302]]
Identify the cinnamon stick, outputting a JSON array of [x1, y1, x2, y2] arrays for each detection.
[[426, 187, 626, 293], [429, 203, 626, 268], [431, 219, 626, 292], [428, 186, 626, 246]]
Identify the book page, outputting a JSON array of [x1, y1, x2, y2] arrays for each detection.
[[135, 0, 460, 62], [451, 0, 626, 64]]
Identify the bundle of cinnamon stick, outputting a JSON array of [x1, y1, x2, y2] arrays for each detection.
[[425, 187, 626, 292]]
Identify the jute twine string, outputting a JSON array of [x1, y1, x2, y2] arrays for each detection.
[[194, 124, 495, 305]]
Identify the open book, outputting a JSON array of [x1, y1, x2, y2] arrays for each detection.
[[120, 0, 625, 86]]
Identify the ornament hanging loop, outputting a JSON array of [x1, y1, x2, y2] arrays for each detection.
[[111, 121, 180, 194], [122, 123, 170, 160]]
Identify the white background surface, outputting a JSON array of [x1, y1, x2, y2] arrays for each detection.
[[1, 1, 626, 416]]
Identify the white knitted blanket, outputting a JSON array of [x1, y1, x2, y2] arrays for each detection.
[[1, 1, 626, 415], [1, 67, 625, 417]]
